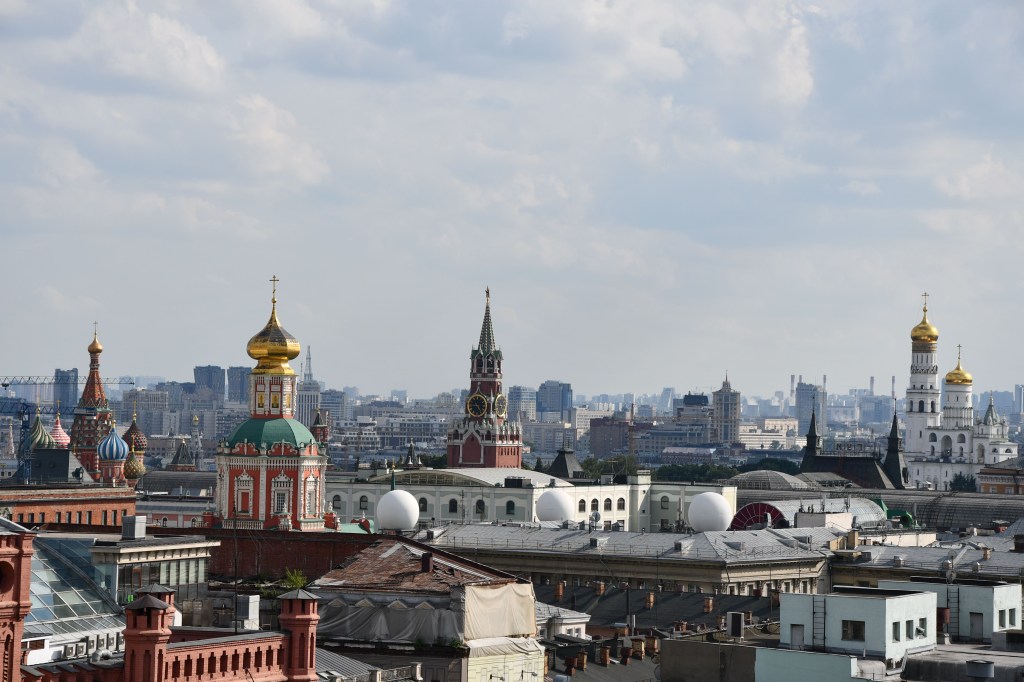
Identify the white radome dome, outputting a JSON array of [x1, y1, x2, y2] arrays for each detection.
[[687, 492, 733, 532], [536, 489, 574, 522], [376, 489, 419, 530]]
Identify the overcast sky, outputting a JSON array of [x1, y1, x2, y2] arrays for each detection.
[[2, 1, 1023, 401]]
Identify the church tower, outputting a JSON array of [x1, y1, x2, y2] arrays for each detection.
[[216, 277, 327, 531], [70, 327, 114, 477], [446, 289, 523, 468], [904, 297, 941, 456]]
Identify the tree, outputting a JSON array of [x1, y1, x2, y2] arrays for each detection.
[[282, 568, 309, 589], [653, 463, 739, 482], [950, 472, 977, 492]]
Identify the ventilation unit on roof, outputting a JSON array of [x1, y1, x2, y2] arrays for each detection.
[[590, 537, 608, 548], [63, 645, 76, 660], [674, 540, 684, 551]]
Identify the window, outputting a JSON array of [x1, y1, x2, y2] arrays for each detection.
[[274, 492, 287, 514], [591, 499, 598, 512], [161, 517, 168, 528], [841, 620, 865, 641], [332, 495, 342, 510], [578, 500, 586, 513], [1000, 610, 1006, 628], [918, 618, 927, 638], [475, 500, 485, 514], [617, 498, 625, 511], [906, 620, 913, 639], [661, 496, 669, 510], [892, 622, 901, 642], [1011, 609, 1017, 627], [359, 496, 368, 511], [506, 501, 515, 515], [448, 499, 458, 514], [418, 498, 428, 512], [603, 498, 612, 511]]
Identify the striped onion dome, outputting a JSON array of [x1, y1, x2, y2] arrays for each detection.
[[123, 415, 147, 453], [123, 450, 146, 479], [97, 424, 129, 461], [28, 413, 57, 450], [49, 413, 70, 448]]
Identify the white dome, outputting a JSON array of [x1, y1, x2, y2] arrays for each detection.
[[536, 489, 574, 522], [687, 492, 733, 532], [376, 489, 419, 530]]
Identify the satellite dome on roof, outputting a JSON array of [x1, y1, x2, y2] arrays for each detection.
[[687, 492, 733, 532], [536, 489, 574, 522], [376, 489, 419, 531], [97, 424, 129, 461]]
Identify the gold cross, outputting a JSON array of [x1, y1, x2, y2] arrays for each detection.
[[270, 275, 279, 303], [922, 292, 929, 311]]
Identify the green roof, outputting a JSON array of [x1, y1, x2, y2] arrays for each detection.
[[227, 417, 317, 449]]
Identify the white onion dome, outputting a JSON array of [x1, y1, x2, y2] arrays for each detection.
[[376, 489, 419, 531], [536, 489, 574, 522], [97, 424, 129, 461], [687, 492, 733, 532]]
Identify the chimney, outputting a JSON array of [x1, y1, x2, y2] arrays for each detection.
[[554, 581, 565, 601], [595, 581, 605, 596], [983, 547, 993, 561], [421, 552, 433, 573], [703, 596, 714, 614], [870, 376, 875, 396], [644, 591, 655, 609]]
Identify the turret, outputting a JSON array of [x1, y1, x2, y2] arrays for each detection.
[[277, 589, 320, 682]]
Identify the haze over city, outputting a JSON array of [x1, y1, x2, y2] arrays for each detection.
[[2, 2, 1022, 398]]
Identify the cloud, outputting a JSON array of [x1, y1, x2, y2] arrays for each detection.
[[842, 179, 880, 196], [936, 154, 1024, 201], [228, 95, 329, 186]]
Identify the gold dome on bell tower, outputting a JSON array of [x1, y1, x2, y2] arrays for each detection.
[[246, 275, 301, 375], [945, 346, 973, 385], [910, 295, 939, 343]]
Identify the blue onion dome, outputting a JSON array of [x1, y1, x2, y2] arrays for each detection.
[[97, 423, 129, 461]]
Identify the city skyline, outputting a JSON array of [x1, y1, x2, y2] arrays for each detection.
[[3, 3, 1023, 398]]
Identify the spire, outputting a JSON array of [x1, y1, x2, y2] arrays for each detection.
[[983, 394, 999, 425], [303, 346, 314, 383], [79, 326, 108, 408], [478, 287, 495, 354]]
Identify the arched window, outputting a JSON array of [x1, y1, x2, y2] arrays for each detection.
[[616, 498, 625, 511], [161, 517, 168, 528], [603, 498, 612, 512], [475, 499, 485, 514], [418, 497, 428, 512], [506, 501, 515, 515], [929, 433, 937, 442], [591, 499, 599, 512], [957, 434, 966, 444], [332, 494, 342, 509], [578, 500, 586, 513], [931, 400, 936, 413], [448, 499, 458, 514], [359, 495, 368, 510], [918, 400, 925, 412], [661, 496, 669, 510]]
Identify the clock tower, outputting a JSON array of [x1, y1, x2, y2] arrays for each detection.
[[446, 289, 523, 468]]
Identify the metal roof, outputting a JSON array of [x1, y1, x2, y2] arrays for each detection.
[[372, 468, 574, 488]]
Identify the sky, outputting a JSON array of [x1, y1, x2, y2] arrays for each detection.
[[2, 1, 1023, 401]]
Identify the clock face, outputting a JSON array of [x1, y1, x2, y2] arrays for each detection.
[[467, 393, 487, 418], [494, 394, 508, 418]]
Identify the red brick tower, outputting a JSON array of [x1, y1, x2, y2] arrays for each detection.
[[446, 289, 523, 468], [277, 589, 319, 682], [0, 527, 34, 682], [69, 327, 113, 477], [123, 594, 172, 682]]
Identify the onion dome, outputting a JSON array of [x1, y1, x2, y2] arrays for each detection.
[[246, 279, 301, 375], [945, 354, 973, 385], [49, 413, 70, 448], [123, 449, 146, 479], [88, 329, 103, 354], [97, 423, 129, 461], [910, 305, 939, 343], [27, 411, 57, 450], [123, 414, 148, 453]]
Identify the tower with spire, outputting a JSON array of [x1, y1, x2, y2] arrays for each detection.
[[69, 326, 114, 476], [215, 277, 328, 531], [446, 289, 523, 468], [295, 346, 321, 428]]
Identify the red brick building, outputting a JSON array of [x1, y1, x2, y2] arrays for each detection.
[[0, 486, 136, 528]]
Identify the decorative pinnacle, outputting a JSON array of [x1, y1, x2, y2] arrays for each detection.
[[478, 288, 496, 353]]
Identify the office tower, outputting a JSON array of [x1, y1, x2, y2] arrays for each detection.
[[227, 366, 251, 404], [712, 376, 741, 444], [795, 381, 826, 436], [537, 380, 573, 423], [53, 368, 78, 416], [508, 386, 537, 423], [193, 365, 226, 401], [295, 347, 321, 428]]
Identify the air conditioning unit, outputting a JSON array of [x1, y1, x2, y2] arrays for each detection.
[[74, 643, 86, 658], [63, 644, 76, 659]]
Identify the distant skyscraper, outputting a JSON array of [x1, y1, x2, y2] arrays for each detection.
[[795, 381, 826, 436], [295, 347, 321, 428], [537, 380, 572, 423], [508, 386, 537, 423], [712, 377, 741, 444], [227, 366, 251, 404], [53, 368, 78, 416], [193, 365, 226, 400], [657, 387, 676, 416], [321, 389, 348, 425]]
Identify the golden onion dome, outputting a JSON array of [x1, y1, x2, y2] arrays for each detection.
[[246, 284, 300, 375], [910, 306, 939, 343], [88, 329, 103, 354], [945, 354, 973, 385]]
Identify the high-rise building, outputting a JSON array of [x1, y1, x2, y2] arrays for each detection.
[[446, 289, 523, 468], [508, 386, 537, 423], [537, 380, 572, 423], [53, 368, 78, 417], [795, 381, 826, 436], [295, 347, 321, 428], [193, 365, 226, 401], [227, 366, 251, 404], [320, 389, 348, 426], [712, 377, 741, 444]]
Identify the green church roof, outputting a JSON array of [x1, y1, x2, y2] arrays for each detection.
[[227, 417, 317, 450]]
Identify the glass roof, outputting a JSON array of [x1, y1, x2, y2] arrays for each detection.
[[26, 537, 122, 636]]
